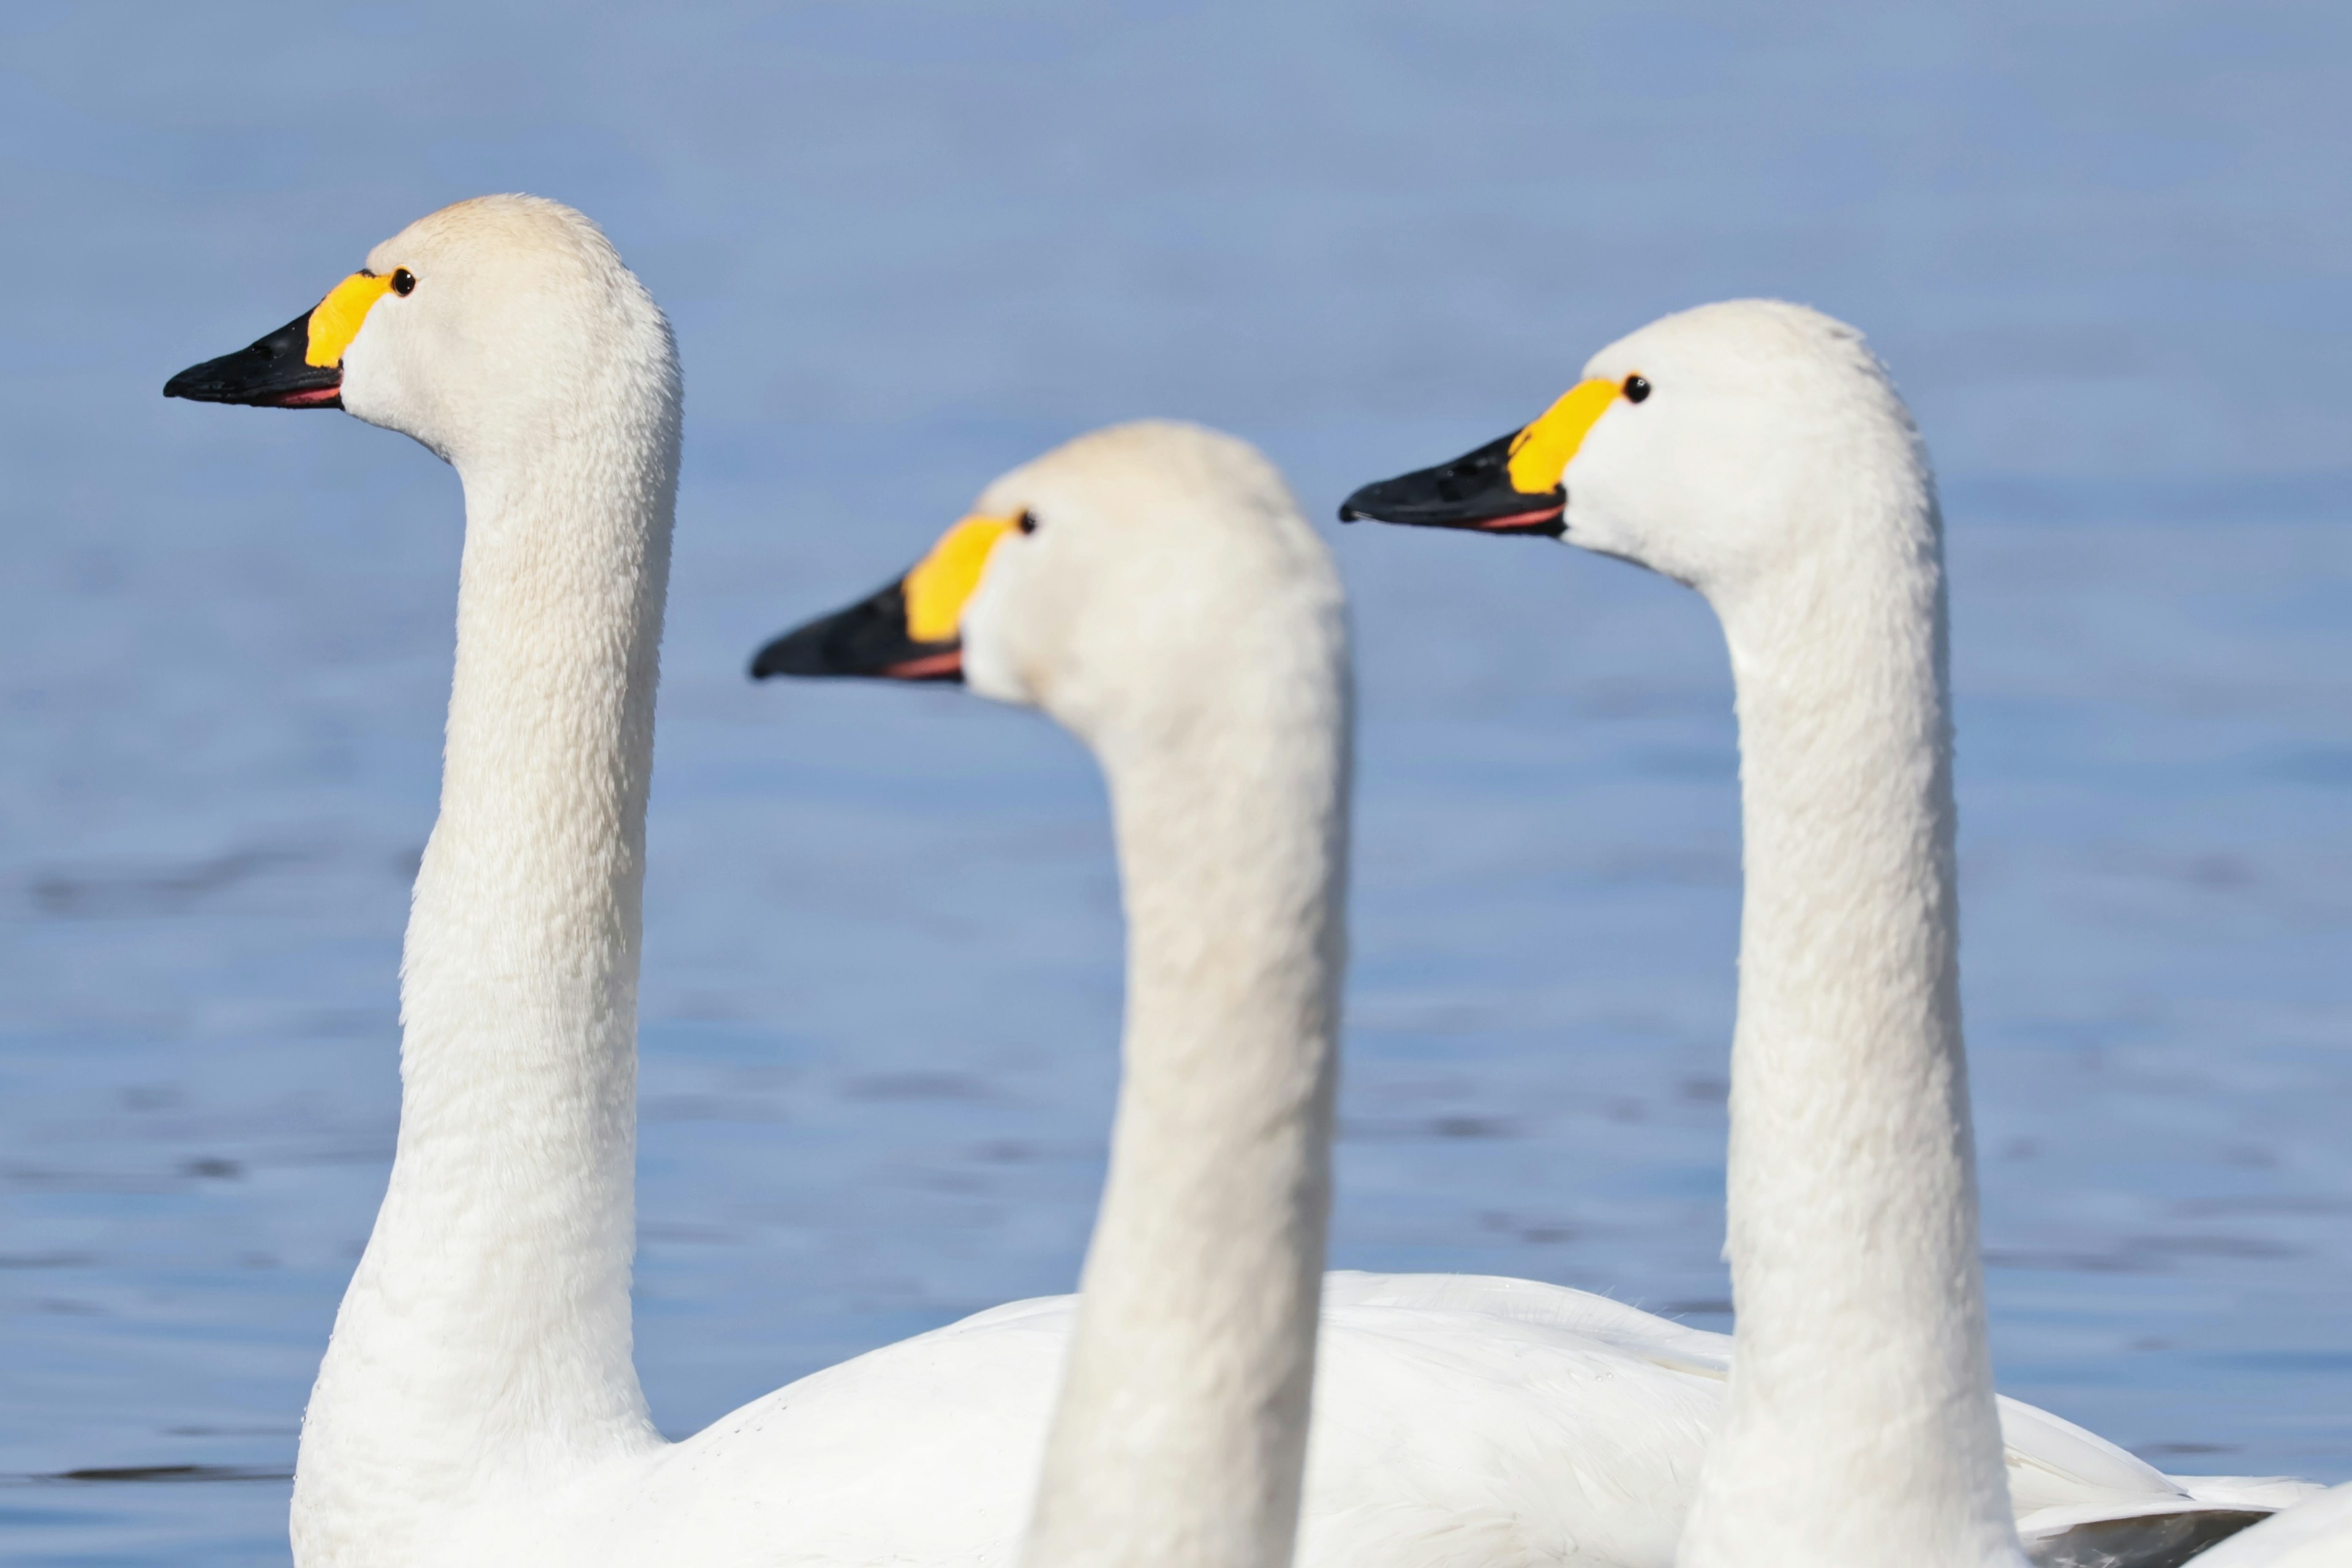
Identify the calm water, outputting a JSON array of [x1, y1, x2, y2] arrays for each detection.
[[2, 4, 2350, 1562]]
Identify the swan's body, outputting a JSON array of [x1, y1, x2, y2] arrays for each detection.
[[1338, 300, 2312, 1566], [391, 1267, 2269, 1567]]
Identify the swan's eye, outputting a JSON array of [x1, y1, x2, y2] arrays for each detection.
[[1016, 510, 1038, 535], [1623, 374, 1651, 404], [390, 268, 417, 297]]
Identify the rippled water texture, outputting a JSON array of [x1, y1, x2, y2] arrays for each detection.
[[2, 4, 2349, 1562]]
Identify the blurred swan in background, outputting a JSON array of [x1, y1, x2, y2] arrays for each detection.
[[1338, 298, 2316, 1568]]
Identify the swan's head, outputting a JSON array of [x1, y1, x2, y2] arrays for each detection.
[[164, 194, 676, 469], [1338, 300, 1926, 597], [752, 420, 1346, 749]]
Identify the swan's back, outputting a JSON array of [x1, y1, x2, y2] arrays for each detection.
[[1304, 1276, 1721, 1567], [589, 1277, 1715, 1568], [552, 1270, 2250, 1568]]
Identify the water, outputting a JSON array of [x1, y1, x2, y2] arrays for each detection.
[[2, 3, 2348, 1561]]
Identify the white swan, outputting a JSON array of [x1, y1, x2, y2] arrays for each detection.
[[755, 420, 1352, 1568], [1336, 298, 2313, 1566]]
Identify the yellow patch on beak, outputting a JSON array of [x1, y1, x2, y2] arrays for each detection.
[[305, 271, 396, 368], [903, 513, 1018, 644], [1506, 379, 1622, 494]]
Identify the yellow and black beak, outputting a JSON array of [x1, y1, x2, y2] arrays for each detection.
[[750, 577, 965, 683], [164, 270, 398, 410], [163, 309, 345, 409], [1337, 379, 1627, 539], [1336, 431, 1566, 537], [750, 513, 1018, 685]]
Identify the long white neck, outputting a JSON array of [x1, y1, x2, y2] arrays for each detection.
[[1023, 655, 1351, 1568], [294, 401, 677, 1551], [1677, 474, 2025, 1566]]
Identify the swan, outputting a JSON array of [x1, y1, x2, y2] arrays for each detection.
[[752, 421, 2296, 1568], [1334, 298, 2313, 1566], [168, 194, 688, 1566], [755, 421, 1351, 1568]]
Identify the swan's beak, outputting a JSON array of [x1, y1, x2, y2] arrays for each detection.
[[1338, 379, 1624, 538], [1336, 432, 1565, 537], [750, 513, 1020, 685], [165, 270, 398, 410], [749, 579, 964, 684], [163, 310, 345, 409]]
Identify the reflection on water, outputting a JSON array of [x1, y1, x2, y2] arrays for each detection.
[[6, 2, 2352, 1562]]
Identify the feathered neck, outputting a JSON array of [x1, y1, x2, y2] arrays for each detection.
[[292, 343, 679, 1561], [1678, 450, 2026, 1568], [1023, 620, 1352, 1568]]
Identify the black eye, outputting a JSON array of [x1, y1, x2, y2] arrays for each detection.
[[1623, 374, 1651, 404], [1016, 509, 1038, 535], [390, 268, 417, 297]]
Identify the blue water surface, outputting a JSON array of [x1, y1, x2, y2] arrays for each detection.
[[2, 4, 2349, 1562]]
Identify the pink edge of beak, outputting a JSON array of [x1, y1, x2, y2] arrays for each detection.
[[1473, 504, 1567, 533], [881, 649, 964, 680]]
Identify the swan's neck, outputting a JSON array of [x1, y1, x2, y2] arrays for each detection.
[[296, 418, 676, 1532], [1023, 670, 1351, 1568], [1679, 483, 2024, 1567]]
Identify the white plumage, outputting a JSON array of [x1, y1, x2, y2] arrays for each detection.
[[1338, 300, 2314, 1568], [461, 1268, 2284, 1568], [181, 205, 2305, 1568]]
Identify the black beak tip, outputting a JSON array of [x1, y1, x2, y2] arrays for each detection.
[[748, 627, 818, 681], [162, 362, 234, 402], [1336, 478, 1406, 527]]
